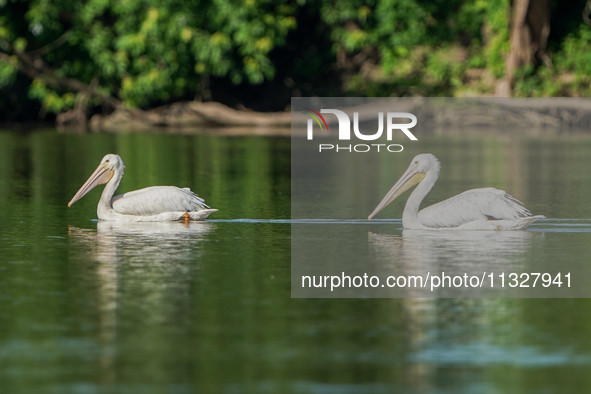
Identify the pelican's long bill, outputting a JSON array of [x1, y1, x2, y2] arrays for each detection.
[[68, 164, 115, 207], [368, 163, 426, 220]]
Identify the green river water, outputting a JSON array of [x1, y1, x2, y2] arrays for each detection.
[[1, 130, 591, 393]]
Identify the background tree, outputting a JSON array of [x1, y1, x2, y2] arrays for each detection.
[[497, 0, 552, 96], [0, 0, 296, 123], [0, 0, 590, 127]]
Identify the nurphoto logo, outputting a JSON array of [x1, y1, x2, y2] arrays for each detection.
[[303, 108, 418, 153]]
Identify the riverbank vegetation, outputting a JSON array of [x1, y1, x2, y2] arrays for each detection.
[[1, 0, 590, 127]]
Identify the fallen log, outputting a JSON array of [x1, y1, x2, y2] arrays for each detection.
[[89, 101, 293, 131], [86, 97, 591, 133]]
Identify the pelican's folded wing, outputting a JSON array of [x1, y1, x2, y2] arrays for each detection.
[[111, 186, 211, 216], [417, 188, 533, 228]]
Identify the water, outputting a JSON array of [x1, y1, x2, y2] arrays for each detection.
[[291, 133, 591, 297], [1, 130, 591, 393]]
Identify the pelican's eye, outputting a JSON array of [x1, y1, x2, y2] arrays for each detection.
[[414, 161, 418, 164], [105, 160, 110, 163]]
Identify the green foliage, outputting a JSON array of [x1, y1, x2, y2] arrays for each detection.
[[514, 25, 591, 97], [483, 0, 510, 78], [560, 26, 591, 76], [317, 0, 494, 96], [319, 0, 590, 98], [1, 0, 591, 116], [0, 0, 297, 111], [29, 79, 77, 113], [0, 57, 16, 88]]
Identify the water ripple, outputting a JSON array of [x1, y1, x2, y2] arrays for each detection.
[[208, 218, 591, 232]]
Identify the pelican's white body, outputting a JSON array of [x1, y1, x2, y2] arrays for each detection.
[[370, 154, 543, 230], [406, 187, 541, 230], [101, 186, 216, 222], [70, 154, 217, 222]]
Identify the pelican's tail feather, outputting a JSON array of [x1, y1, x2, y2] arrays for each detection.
[[188, 209, 218, 221], [500, 215, 545, 230]]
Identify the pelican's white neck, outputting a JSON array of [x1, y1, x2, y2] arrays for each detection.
[[402, 167, 439, 229], [97, 169, 123, 219]]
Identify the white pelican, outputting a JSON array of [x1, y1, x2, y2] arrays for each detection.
[[368, 154, 543, 230], [68, 154, 217, 222]]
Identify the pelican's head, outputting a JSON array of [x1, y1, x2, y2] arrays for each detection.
[[68, 154, 125, 207], [368, 154, 440, 220]]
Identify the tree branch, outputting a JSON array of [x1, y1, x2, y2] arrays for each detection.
[[0, 38, 122, 109], [26, 31, 71, 57]]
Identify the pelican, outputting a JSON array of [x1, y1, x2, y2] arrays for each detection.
[[68, 154, 217, 222], [368, 154, 543, 230]]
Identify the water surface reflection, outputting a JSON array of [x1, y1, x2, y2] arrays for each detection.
[[371, 229, 536, 268], [3, 130, 591, 393], [67, 221, 214, 388]]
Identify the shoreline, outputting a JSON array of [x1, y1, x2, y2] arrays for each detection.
[[3, 97, 591, 134]]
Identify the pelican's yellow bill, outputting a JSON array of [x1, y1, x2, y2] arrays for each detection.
[[368, 172, 426, 220], [68, 166, 114, 207]]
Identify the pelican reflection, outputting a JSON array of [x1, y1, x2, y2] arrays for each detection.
[[369, 229, 541, 296], [68, 221, 214, 383]]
